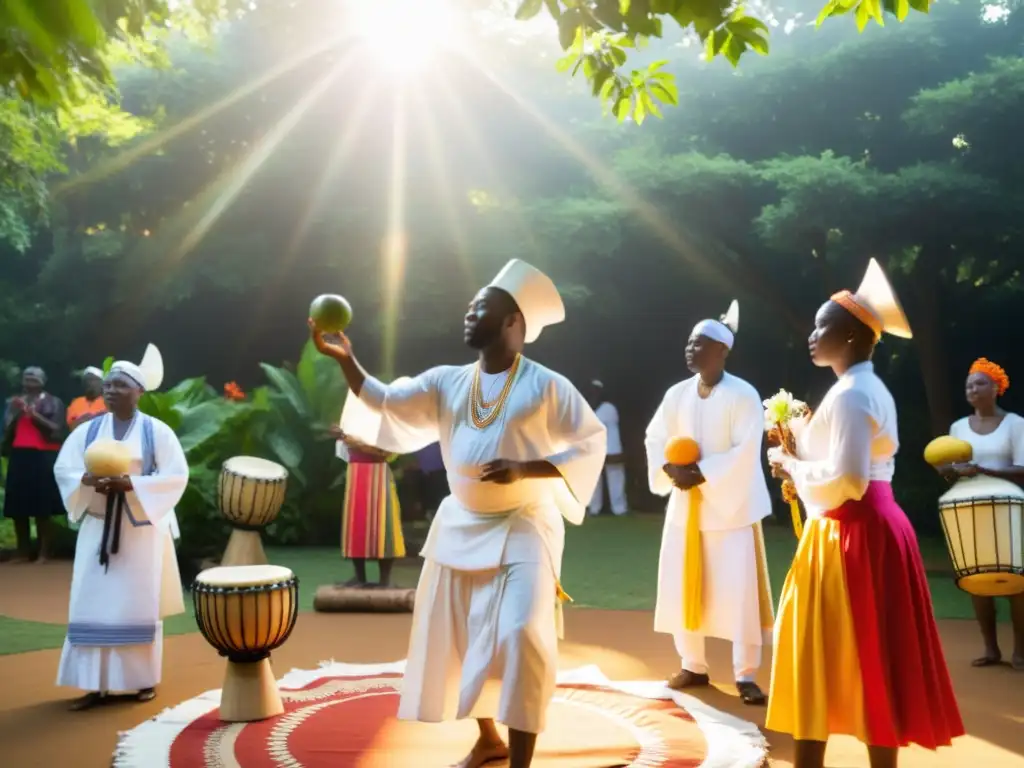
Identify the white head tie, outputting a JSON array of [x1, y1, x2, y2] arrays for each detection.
[[83, 366, 104, 380], [109, 344, 164, 392], [691, 300, 739, 350]]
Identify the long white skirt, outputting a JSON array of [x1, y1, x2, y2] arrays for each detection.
[[654, 520, 772, 647], [57, 515, 183, 693], [398, 558, 558, 734], [57, 622, 164, 692]]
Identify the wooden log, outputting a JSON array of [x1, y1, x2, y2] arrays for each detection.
[[313, 584, 415, 613]]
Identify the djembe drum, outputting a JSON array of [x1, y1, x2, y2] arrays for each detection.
[[218, 456, 288, 566], [192, 564, 299, 722], [939, 476, 1024, 597]]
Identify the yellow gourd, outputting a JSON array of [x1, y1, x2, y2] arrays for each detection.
[[923, 436, 973, 467]]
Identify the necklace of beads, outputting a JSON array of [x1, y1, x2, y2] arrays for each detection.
[[470, 355, 521, 429]]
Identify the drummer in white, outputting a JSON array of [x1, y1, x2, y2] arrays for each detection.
[[937, 357, 1024, 669], [53, 345, 189, 710], [310, 259, 607, 768]]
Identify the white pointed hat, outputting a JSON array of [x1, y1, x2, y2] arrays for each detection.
[[487, 259, 565, 344], [109, 343, 164, 391], [832, 258, 912, 340]]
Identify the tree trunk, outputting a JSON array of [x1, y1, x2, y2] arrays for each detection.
[[909, 254, 953, 435]]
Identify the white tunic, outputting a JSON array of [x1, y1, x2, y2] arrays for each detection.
[[949, 412, 1024, 471], [645, 373, 772, 643], [786, 361, 898, 517], [53, 413, 188, 693], [349, 357, 607, 732]]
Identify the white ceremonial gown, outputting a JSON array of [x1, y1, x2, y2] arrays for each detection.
[[53, 413, 188, 693], [348, 357, 607, 734], [645, 373, 773, 680]]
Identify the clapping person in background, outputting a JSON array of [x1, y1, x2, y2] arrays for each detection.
[[66, 367, 107, 431], [2, 367, 65, 563]]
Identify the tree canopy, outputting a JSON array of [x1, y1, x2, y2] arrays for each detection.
[[1, 0, 1022, 527]]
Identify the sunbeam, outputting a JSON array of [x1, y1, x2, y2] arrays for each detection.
[[380, 90, 409, 380], [408, 86, 477, 297], [52, 34, 347, 196], [455, 49, 749, 299], [114, 53, 357, 319]]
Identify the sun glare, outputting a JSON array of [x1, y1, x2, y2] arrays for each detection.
[[349, 0, 459, 74]]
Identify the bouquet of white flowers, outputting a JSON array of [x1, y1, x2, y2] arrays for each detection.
[[762, 389, 810, 538]]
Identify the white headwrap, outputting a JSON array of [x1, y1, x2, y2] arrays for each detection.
[[691, 300, 739, 350], [83, 366, 104, 380], [108, 344, 164, 392]]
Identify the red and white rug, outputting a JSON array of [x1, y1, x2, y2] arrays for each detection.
[[114, 662, 767, 767]]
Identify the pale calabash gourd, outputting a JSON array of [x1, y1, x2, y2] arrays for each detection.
[[309, 294, 353, 334], [922, 436, 973, 467], [84, 438, 133, 478], [665, 436, 701, 465]]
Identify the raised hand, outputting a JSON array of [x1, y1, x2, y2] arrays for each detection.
[[308, 319, 352, 361]]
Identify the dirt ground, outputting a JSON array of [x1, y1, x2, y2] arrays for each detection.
[[1, 562, 1022, 768]]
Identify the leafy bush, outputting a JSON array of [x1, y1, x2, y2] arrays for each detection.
[[250, 341, 348, 547]]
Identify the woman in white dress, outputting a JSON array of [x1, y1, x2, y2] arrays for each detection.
[[937, 358, 1024, 670]]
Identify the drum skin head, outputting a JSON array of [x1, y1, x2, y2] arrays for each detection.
[[197, 564, 294, 587], [222, 456, 288, 480]]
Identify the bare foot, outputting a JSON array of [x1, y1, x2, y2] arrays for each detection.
[[452, 736, 509, 768]]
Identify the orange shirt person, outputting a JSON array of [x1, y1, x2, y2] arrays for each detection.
[[66, 367, 107, 431]]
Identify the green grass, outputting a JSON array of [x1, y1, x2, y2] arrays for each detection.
[[0, 515, 984, 656]]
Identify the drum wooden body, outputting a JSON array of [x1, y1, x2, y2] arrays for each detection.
[[218, 456, 288, 528], [218, 456, 288, 566], [939, 476, 1024, 597], [192, 565, 299, 722]]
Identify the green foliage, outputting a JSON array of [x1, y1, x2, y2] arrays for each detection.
[[521, 0, 931, 121], [0, 0, 244, 108], [134, 376, 269, 559], [253, 341, 348, 545]]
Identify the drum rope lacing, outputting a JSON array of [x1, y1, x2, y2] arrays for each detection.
[[192, 576, 300, 664]]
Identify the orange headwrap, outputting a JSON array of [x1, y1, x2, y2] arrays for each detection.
[[831, 290, 882, 341], [969, 358, 1010, 395]]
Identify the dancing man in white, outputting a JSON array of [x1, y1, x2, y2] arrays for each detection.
[[53, 345, 188, 711], [645, 302, 774, 706], [310, 259, 607, 768]]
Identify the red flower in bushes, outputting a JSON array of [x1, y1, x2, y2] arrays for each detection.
[[223, 381, 245, 401]]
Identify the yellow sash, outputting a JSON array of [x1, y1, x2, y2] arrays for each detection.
[[683, 487, 703, 631]]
